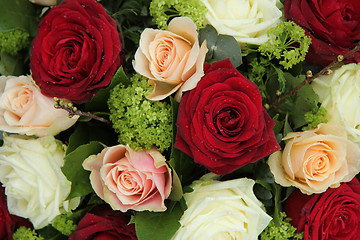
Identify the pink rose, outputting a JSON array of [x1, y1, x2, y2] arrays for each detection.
[[133, 17, 207, 101], [83, 145, 173, 212], [0, 75, 78, 137]]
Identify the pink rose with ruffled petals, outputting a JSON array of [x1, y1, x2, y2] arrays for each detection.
[[83, 145, 173, 212]]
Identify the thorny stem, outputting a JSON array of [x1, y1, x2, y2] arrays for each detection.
[[54, 99, 112, 125], [269, 43, 360, 108]]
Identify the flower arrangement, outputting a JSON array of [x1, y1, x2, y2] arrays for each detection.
[[0, 0, 360, 239]]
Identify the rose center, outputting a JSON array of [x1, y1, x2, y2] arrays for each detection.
[[214, 107, 241, 136], [5, 86, 33, 118], [302, 143, 335, 180], [107, 166, 145, 195]]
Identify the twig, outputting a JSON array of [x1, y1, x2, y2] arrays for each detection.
[[269, 43, 360, 108], [53, 98, 112, 125]]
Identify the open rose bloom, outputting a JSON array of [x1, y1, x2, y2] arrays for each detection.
[[30, 0, 123, 103], [133, 17, 207, 101], [83, 145, 175, 212], [268, 123, 360, 194], [200, 0, 283, 45], [285, 178, 360, 240], [284, 0, 360, 66], [172, 174, 271, 240], [0, 75, 78, 137], [0, 134, 73, 229], [312, 63, 360, 144]]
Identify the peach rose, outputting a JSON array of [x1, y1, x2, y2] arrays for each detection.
[[0, 75, 78, 137], [268, 123, 360, 194], [83, 145, 174, 212], [133, 17, 208, 102]]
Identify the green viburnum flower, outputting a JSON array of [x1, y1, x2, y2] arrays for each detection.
[[13, 227, 43, 240], [0, 29, 29, 56], [260, 212, 303, 240], [51, 214, 77, 236], [149, 0, 207, 29], [108, 74, 172, 152], [259, 21, 311, 69], [304, 107, 328, 130]]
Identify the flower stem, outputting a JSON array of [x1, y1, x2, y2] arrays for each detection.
[[269, 43, 360, 108], [53, 98, 112, 125]]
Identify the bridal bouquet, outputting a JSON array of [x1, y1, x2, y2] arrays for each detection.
[[1, 0, 360, 239]]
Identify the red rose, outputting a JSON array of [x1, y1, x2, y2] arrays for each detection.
[[30, 0, 123, 103], [0, 185, 32, 240], [69, 205, 137, 240], [285, 178, 360, 240], [174, 59, 280, 175], [284, 0, 360, 66]]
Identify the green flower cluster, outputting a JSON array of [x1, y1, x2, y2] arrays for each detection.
[[149, 0, 207, 29], [13, 227, 43, 240], [304, 106, 328, 130], [108, 74, 172, 152], [0, 29, 29, 55], [260, 212, 303, 240], [51, 214, 77, 236], [259, 21, 311, 70]]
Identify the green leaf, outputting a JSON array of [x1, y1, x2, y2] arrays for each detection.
[[271, 65, 286, 93], [199, 24, 218, 59], [254, 161, 275, 184], [272, 114, 283, 136], [37, 226, 67, 240], [0, 0, 38, 36], [213, 34, 242, 68], [199, 24, 242, 68], [290, 84, 319, 129], [134, 200, 185, 240], [283, 114, 292, 137], [0, 52, 24, 75], [62, 141, 104, 200], [66, 122, 117, 155], [254, 183, 273, 200], [85, 66, 129, 112]]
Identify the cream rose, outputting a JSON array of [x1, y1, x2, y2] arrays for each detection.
[[0, 134, 72, 229], [172, 174, 271, 240], [29, 0, 56, 6], [268, 123, 360, 194], [200, 0, 283, 45], [0, 75, 78, 137], [312, 63, 360, 144], [133, 17, 207, 101], [83, 145, 176, 212]]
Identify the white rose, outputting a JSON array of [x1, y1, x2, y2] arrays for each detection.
[[200, 0, 283, 45], [0, 134, 72, 229], [311, 63, 360, 144], [0, 75, 78, 137], [172, 174, 271, 240], [29, 0, 56, 6]]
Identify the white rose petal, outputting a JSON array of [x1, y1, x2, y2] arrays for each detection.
[[312, 63, 360, 144], [201, 0, 283, 45], [29, 0, 56, 6], [0, 134, 73, 229], [172, 174, 271, 240]]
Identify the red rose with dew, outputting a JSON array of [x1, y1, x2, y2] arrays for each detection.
[[0, 185, 33, 240], [285, 178, 360, 240], [30, 0, 123, 103], [284, 0, 360, 66], [69, 205, 137, 240], [174, 59, 280, 175]]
